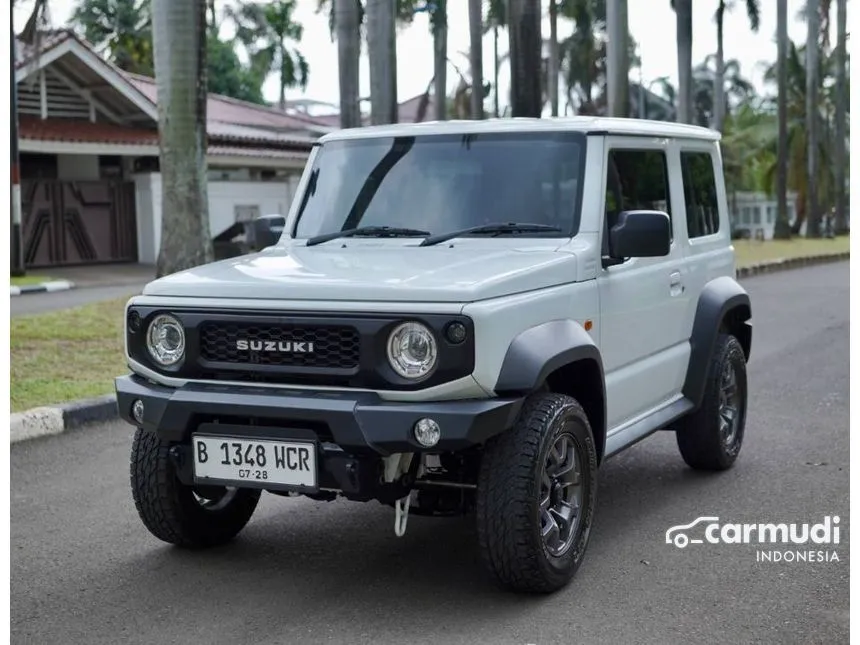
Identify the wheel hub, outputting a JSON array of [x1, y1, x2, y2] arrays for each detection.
[[718, 361, 740, 448], [549, 480, 564, 507], [539, 431, 584, 558]]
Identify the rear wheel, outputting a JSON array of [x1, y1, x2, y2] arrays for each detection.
[[476, 392, 598, 594], [676, 333, 748, 470], [130, 428, 261, 548]]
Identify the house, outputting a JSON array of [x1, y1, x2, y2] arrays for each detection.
[[729, 190, 800, 240], [14, 30, 333, 269]]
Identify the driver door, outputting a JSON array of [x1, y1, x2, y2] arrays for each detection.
[[596, 138, 691, 431]]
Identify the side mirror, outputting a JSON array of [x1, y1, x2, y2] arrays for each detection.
[[606, 210, 671, 265], [251, 214, 286, 250]]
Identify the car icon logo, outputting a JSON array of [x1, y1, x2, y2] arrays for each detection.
[[665, 516, 720, 548]]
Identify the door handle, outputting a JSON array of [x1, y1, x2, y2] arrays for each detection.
[[669, 271, 684, 295]]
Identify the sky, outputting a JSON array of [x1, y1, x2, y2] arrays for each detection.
[[12, 0, 849, 115]]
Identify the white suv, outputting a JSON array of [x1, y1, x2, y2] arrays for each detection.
[[116, 117, 752, 594]]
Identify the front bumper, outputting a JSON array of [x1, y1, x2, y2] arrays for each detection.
[[115, 374, 523, 455]]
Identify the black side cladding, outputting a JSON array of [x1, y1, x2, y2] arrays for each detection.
[[494, 320, 604, 394], [682, 276, 752, 408], [493, 320, 606, 459]]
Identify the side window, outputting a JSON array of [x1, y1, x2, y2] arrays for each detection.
[[681, 151, 720, 238], [605, 149, 672, 243]]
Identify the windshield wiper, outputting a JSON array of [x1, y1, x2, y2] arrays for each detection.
[[419, 222, 562, 247], [306, 225, 431, 247]]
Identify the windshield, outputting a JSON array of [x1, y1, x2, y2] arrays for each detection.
[[291, 131, 586, 240]]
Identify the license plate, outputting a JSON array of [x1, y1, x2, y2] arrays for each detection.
[[191, 435, 317, 489]]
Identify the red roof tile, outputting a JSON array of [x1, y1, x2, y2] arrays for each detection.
[[19, 116, 158, 145], [125, 73, 334, 133], [19, 117, 313, 158]]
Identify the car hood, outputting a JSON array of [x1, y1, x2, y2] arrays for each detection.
[[141, 242, 579, 303]]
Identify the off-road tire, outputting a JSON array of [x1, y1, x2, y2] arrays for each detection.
[[130, 428, 261, 548], [675, 333, 748, 470], [476, 392, 598, 594]]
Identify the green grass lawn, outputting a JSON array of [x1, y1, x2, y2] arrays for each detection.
[[11, 274, 54, 286], [733, 235, 850, 268], [10, 297, 128, 413]]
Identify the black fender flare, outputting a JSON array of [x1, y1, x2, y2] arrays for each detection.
[[682, 276, 752, 408], [494, 320, 607, 456]]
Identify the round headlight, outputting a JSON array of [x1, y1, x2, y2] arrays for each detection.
[[387, 322, 438, 379], [146, 314, 185, 367]]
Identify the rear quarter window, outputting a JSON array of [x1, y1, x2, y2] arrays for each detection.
[[681, 151, 720, 238]]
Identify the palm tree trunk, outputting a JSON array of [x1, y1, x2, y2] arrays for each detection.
[[366, 0, 398, 124], [834, 0, 848, 234], [336, 0, 362, 128], [713, 1, 726, 131], [468, 0, 484, 119], [507, 0, 542, 117], [433, 0, 448, 121], [773, 0, 792, 239], [279, 54, 287, 112], [548, 0, 559, 116], [805, 0, 820, 238], [152, 0, 212, 277], [674, 0, 693, 124], [493, 23, 500, 117], [606, 0, 623, 117]]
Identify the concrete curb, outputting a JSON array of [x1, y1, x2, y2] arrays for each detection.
[[8, 251, 851, 444], [735, 250, 850, 279], [11, 394, 117, 444], [10, 280, 75, 296]]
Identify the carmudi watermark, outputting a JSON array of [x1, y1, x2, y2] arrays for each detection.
[[665, 516, 841, 562]]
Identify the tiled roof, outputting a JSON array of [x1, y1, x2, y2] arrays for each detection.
[[19, 117, 313, 157], [301, 91, 439, 128], [19, 116, 158, 145], [125, 73, 334, 134]]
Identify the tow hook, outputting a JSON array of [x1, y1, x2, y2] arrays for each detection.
[[394, 494, 412, 537]]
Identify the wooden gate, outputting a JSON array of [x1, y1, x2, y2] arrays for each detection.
[[21, 180, 138, 268]]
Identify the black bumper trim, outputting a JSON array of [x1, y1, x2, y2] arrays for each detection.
[[115, 374, 523, 455]]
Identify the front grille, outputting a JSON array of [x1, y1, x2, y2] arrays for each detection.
[[199, 322, 360, 369]]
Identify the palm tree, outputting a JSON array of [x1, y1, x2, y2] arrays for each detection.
[[227, 0, 309, 112], [548, 0, 559, 116], [507, 0, 542, 116], [833, 0, 847, 233], [692, 55, 755, 127], [365, 0, 398, 123], [762, 41, 836, 235], [712, 1, 760, 132], [605, 0, 628, 117], [483, 0, 506, 117], [805, 0, 820, 237], [773, 0, 791, 238], [431, 0, 448, 120], [672, 0, 693, 124], [468, 0, 484, 119], [559, 0, 641, 117], [334, 0, 362, 128], [70, 0, 154, 74], [559, 0, 599, 115], [151, 0, 212, 276]]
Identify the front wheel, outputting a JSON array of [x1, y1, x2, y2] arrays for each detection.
[[476, 392, 598, 594], [130, 428, 261, 548]]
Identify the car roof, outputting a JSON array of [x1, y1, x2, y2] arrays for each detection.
[[318, 116, 721, 144]]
